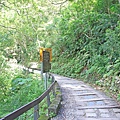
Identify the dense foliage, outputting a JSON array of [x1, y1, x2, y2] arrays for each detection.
[[0, 68, 45, 118], [50, 0, 120, 100], [0, 0, 61, 117]]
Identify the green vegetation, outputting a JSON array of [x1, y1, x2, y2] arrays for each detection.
[[0, 0, 120, 118], [50, 0, 120, 100], [0, 68, 45, 118], [0, 0, 59, 118]]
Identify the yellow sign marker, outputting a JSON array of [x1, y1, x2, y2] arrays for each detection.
[[39, 48, 52, 62], [40, 48, 43, 62]]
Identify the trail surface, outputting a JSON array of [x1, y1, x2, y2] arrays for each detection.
[[52, 74, 120, 120], [7, 62, 120, 120]]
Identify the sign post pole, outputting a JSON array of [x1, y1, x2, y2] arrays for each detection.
[[41, 62, 43, 80], [45, 72, 50, 106], [39, 48, 52, 107], [44, 72, 47, 90]]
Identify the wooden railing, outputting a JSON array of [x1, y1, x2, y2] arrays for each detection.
[[1, 74, 57, 120]]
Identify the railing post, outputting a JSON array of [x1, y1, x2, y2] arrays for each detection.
[[47, 94, 51, 107], [53, 85, 56, 97], [34, 104, 39, 120], [52, 76, 56, 97], [44, 73, 51, 107], [41, 62, 43, 80]]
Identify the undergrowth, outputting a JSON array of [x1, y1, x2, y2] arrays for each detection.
[[51, 55, 120, 101], [0, 69, 45, 118], [50, 2, 120, 101]]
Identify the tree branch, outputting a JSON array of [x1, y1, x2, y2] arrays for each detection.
[[0, 2, 20, 15], [49, 0, 68, 5], [0, 24, 16, 30]]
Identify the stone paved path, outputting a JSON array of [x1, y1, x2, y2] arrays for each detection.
[[52, 74, 120, 120]]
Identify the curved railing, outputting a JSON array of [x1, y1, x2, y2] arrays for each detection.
[[1, 73, 60, 120]]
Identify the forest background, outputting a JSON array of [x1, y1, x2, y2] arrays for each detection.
[[0, 0, 120, 118]]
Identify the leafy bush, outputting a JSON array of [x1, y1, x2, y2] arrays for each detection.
[[50, 1, 120, 100], [0, 71, 44, 118]]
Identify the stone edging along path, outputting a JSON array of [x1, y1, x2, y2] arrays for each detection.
[[51, 74, 120, 120]]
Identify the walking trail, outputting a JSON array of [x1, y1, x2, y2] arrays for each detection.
[[52, 74, 120, 120]]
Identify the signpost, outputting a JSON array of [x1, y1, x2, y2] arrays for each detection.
[[40, 48, 52, 79], [43, 51, 51, 73], [39, 48, 52, 107]]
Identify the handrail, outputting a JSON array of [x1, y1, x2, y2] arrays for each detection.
[[1, 80, 56, 120]]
